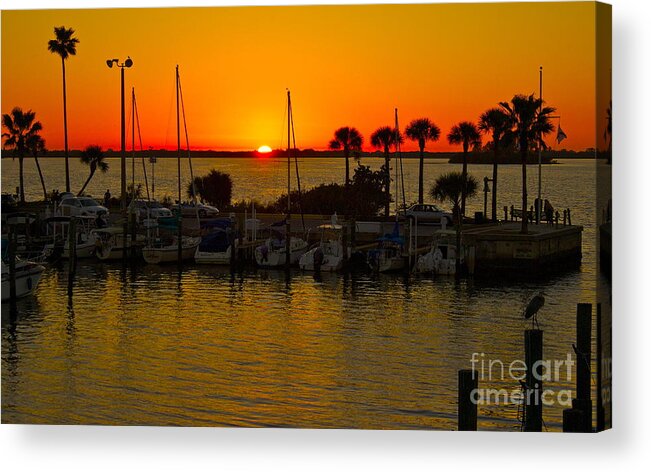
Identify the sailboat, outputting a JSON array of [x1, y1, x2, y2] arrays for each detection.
[[367, 109, 407, 273], [299, 213, 346, 272], [255, 89, 308, 268], [194, 218, 236, 264], [143, 65, 201, 264]]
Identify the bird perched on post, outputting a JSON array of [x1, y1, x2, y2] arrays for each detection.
[[524, 292, 545, 329]]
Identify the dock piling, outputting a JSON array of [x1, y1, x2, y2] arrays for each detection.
[[575, 303, 593, 432], [67, 216, 77, 299], [524, 329, 543, 432], [458, 369, 478, 431], [562, 408, 585, 432], [597, 303, 605, 431], [7, 226, 17, 303]]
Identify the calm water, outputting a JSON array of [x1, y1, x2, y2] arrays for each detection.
[[1, 157, 610, 430]]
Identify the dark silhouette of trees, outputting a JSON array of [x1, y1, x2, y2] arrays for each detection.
[[405, 118, 440, 204], [371, 126, 402, 217], [187, 169, 233, 209], [328, 127, 363, 187], [430, 172, 478, 275], [499, 94, 555, 234], [479, 108, 512, 221], [48, 26, 79, 193], [78, 145, 108, 196], [2, 107, 43, 202], [447, 121, 481, 216]]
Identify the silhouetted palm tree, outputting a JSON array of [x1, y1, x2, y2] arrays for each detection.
[[48, 26, 79, 193], [479, 108, 512, 221], [78, 145, 108, 196], [328, 126, 363, 187], [405, 118, 440, 204], [499, 94, 555, 234], [27, 134, 48, 200], [430, 172, 478, 276], [604, 100, 612, 164], [2, 107, 43, 203], [371, 126, 402, 217], [447, 121, 481, 216]]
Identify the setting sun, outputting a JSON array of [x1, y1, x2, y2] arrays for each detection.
[[257, 145, 272, 153]]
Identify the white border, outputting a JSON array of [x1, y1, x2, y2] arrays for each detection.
[[2, 1, 650, 470]]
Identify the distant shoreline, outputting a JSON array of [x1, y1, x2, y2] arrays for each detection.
[[1, 149, 604, 161]]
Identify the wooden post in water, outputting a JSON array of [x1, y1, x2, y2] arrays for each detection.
[[596, 303, 605, 431], [130, 212, 137, 260], [7, 226, 17, 303], [342, 223, 349, 265], [524, 329, 543, 432], [458, 369, 478, 431], [563, 408, 584, 432], [67, 216, 77, 298], [574, 303, 592, 432]]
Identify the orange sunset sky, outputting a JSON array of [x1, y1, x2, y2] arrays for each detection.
[[2, 2, 608, 152]]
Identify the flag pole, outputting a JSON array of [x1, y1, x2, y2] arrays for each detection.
[[537, 65, 543, 224]]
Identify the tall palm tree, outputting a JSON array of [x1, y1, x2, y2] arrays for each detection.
[[447, 121, 481, 216], [478, 108, 512, 221], [430, 171, 478, 276], [499, 94, 555, 234], [328, 126, 363, 187], [27, 134, 48, 201], [78, 145, 109, 196], [370, 126, 402, 217], [405, 118, 440, 204], [2, 107, 43, 203], [48, 26, 79, 193]]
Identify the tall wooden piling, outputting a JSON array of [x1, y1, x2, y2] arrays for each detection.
[[575, 303, 592, 432], [596, 303, 605, 431], [524, 329, 543, 432], [7, 226, 17, 303], [458, 369, 478, 431], [67, 217, 77, 299], [130, 212, 137, 260], [562, 408, 584, 432]]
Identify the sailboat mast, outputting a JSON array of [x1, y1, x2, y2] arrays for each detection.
[[131, 87, 135, 194], [176, 65, 183, 263], [285, 89, 292, 270]]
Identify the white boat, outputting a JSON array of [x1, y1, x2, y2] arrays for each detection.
[[1, 258, 45, 302], [143, 236, 201, 264], [367, 223, 406, 273], [299, 218, 346, 272], [92, 227, 146, 261], [255, 236, 308, 268], [415, 229, 462, 275], [42, 216, 98, 259], [194, 218, 235, 264]]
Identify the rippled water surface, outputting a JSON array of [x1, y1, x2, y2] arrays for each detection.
[[2, 158, 610, 430]]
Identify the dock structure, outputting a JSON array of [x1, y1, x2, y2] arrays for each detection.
[[462, 222, 582, 275]]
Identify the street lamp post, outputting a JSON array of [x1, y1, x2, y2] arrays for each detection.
[[106, 57, 133, 262]]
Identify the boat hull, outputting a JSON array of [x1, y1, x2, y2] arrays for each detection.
[[1, 262, 45, 301], [143, 238, 201, 264], [299, 246, 344, 272], [194, 246, 232, 264], [255, 238, 307, 268]]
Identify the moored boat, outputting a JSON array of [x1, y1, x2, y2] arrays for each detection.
[[1, 254, 45, 302], [299, 218, 345, 272]]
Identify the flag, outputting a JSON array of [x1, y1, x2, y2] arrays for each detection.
[[556, 125, 567, 144]]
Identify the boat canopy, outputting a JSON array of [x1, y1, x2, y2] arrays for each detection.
[[200, 218, 232, 230], [198, 231, 230, 252]]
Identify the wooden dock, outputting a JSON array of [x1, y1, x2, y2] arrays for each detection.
[[462, 222, 582, 275]]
